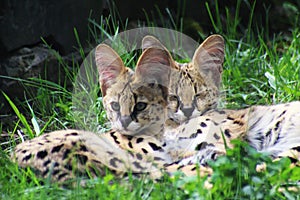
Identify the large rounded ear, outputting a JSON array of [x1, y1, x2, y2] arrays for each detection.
[[142, 35, 166, 51], [135, 48, 172, 94], [95, 44, 126, 96], [192, 34, 225, 87], [142, 35, 175, 68]]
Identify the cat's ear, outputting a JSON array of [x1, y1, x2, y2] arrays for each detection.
[[136, 47, 172, 89], [142, 35, 166, 51], [95, 44, 126, 96], [192, 34, 224, 87]]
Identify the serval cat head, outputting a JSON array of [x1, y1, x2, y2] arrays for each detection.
[[95, 44, 172, 136], [142, 35, 224, 124]]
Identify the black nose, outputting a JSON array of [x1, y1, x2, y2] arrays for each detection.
[[181, 107, 194, 118], [120, 115, 132, 128]]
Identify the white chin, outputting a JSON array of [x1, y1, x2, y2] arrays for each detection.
[[113, 122, 142, 136]]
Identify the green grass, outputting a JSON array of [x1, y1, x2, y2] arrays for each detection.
[[1, 0, 300, 199]]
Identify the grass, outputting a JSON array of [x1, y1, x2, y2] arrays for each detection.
[[1, 0, 300, 199]]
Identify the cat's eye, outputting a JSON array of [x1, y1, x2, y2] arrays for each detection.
[[134, 102, 147, 111], [168, 95, 179, 109], [111, 102, 120, 111], [195, 92, 206, 100], [169, 95, 179, 102]]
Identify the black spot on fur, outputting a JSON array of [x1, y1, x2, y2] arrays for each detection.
[[136, 153, 143, 160], [110, 158, 121, 168], [70, 132, 79, 136], [189, 133, 198, 139], [278, 110, 287, 118], [52, 169, 60, 176], [126, 135, 133, 140], [22, 154, 32, 162], [154, 157, 164, 161], [37, 150, 48, 159], [197, 129, 202, 134], [106, 151, 114, 155], [227, 116, 235, 120], [57, 173, 68, 181], [51, 144, 64, 153], [63, 149, 71, 159], [213, 133, 220, 140], [177, 165, 184, 170], [191, 166, 197, 171], [288, 157, 298, 164], [292, 146, 300, 151], [21, 150, 27, 153], [179, 137, 188, 140], [213, 121, 219, 126], [195, 142, 208, 150], [211, 153, 217, 160], [148, 142, 162, 151], [274, 121, 281, 131], [66, 132, 79, 137], [136, 138, 144, 143], [43, 159, 51, 167], [53, 162, 59, 167], [110, 132, 120, 144], [133, 161, 144, 169], [128, 141, 133, 149], [42, 168, 49, 177], [64, 163, 72, 170], [80, 145, 88, 152], [233, 120, 244, 126], [200, 122, 207, 127], [75, 154, 88, 164], [265, 130, 272, 137], [224, 129, 231, 138], [92, 159, 102, 164], [142, 148, 148, 154]]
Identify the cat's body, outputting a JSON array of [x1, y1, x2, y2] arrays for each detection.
[[166, 102, 300, 165]]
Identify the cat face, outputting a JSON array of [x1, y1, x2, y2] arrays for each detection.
[[142, 35, 224, 124], [95, 44, 172, 136]]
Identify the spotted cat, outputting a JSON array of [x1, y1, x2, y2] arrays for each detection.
[[141, 35, 300, 165], [11, 44, 173, 181], [142, 34, 224, 125], [12, 42, 212, 182]]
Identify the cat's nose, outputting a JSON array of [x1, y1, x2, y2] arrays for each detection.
[[181, 107, 194, 119], [120, 115, 132, 128]]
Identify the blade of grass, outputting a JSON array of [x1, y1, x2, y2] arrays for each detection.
[[2, 92, 34, 138]]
